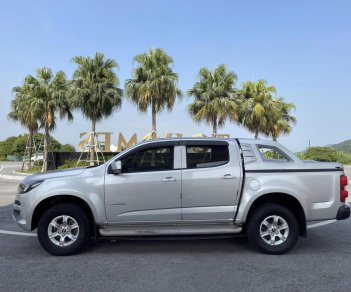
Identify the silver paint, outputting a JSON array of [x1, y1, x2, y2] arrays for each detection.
[[13, 137, 347, 239]]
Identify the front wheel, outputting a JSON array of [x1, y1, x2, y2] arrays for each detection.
[[247, 203, 299, 254], [37, 203, 91, 256]]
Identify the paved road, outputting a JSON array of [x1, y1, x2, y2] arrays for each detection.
[[0, 162, 26, 205], [0, 179, 18, 206], [0, 163, 350, 291], [0, 202, 350, 291], [0, 161, 25, 175], [345, 165, 351, 180]]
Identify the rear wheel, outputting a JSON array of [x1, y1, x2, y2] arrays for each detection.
[[37, 203, 91, 256], [247, 203, 299, 254]]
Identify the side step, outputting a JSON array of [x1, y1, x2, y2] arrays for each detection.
[[99, 224, 243, 237]]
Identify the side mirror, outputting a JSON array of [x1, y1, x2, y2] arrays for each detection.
[[111, 160, 122, 174]]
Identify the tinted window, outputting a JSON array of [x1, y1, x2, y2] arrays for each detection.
[[258, 146, 290, 162], [121, 147, 173, 173], [186, 145, 229, 168]]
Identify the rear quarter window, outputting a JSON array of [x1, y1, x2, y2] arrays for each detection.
[[257, 145, 291, 162]]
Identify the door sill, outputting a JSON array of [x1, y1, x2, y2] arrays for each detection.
[[99, 223, 242, 237]]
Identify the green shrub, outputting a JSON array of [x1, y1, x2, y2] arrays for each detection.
[[60, 144, 76, 152], [302, 147, 339, 162], [57, 159, 90, 170], [295, 152, 304, 160], [299, 147, 351, 165], [57, 157, 112, 169], [104, 155, 115, 161], [338, 152, 351, 165]]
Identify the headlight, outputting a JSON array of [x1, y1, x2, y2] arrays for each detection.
[[18, 180, 44, 194]]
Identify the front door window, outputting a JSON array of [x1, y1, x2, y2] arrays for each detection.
[[121, 147, 173, 173]]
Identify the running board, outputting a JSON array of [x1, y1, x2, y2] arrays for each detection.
[[99, 224, 243, 237]]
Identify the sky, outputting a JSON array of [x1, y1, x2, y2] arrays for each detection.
[[0, 0, 350, 152]]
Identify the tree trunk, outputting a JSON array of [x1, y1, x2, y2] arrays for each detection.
[[212, 117, 218, 137], [42, 124, 50, 172], [90, 120, 96, 166], [254, 129, 259, 140], [28, 130, 33, 170], [23, 130, 33, 171], [273, 130, 278, 141], [151, 99, 157, 139]]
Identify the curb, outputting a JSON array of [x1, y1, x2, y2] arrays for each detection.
[[0, 174, 25, 181], [0, 164, 28, 181], [12, 170, 30, 176]]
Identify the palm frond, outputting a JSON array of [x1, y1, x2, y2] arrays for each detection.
[[187, 64, 239, 133]]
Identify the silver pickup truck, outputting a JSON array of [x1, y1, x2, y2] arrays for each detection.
[[13, 138, 350, 256]]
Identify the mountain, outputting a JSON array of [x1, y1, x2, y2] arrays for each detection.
[[329, 139, 351, 152]]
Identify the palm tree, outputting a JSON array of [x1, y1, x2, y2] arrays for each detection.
[[25, 68, 72, 171], [8, 83, 39, 170], [187, 64, 238, 136], [70, 52, 123, 164], [239, 79, 276, 139], [125, 48, 182, 138], [264, 97, 296, 141]]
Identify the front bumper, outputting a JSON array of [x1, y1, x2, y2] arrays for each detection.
[[12, 196, 32, 231], [336, 205, 350, 220]]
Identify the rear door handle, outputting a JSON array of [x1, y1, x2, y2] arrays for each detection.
[[163, 177, 177, 182], [221, 174, 236, 179]]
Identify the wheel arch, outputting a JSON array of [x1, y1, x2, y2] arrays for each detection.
[[245, 192, 307, 237], [31, 195, 96, 233]]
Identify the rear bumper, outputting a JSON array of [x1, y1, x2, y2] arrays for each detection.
[[336, 205, 350, 220]]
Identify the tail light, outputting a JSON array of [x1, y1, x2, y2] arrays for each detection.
[[340, 175, 348, 202]]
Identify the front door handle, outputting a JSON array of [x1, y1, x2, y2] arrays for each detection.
[[221, 174, 236, 179], [163, 177, 177, 182]]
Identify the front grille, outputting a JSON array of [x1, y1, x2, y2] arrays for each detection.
[[13, 209, 20, 216], [14, 200, 21, 206]]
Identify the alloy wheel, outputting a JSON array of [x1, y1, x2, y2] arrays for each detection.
[[259, 215, 289, 246], [47, 215, 80, 247]]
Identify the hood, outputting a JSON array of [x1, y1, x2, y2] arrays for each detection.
[[23, 167, 87, 185]]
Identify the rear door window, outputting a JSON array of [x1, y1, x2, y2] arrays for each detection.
[[186, 145, 229, 169]]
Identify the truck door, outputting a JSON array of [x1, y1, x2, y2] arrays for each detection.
[[105, 141, 182, 224], [181, 140, 242, 222]]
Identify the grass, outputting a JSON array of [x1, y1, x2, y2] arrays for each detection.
[[15, 165, 42, 174]]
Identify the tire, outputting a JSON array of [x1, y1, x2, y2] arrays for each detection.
[[247, 203, 299, 254], [37, 203, 91, 256]]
